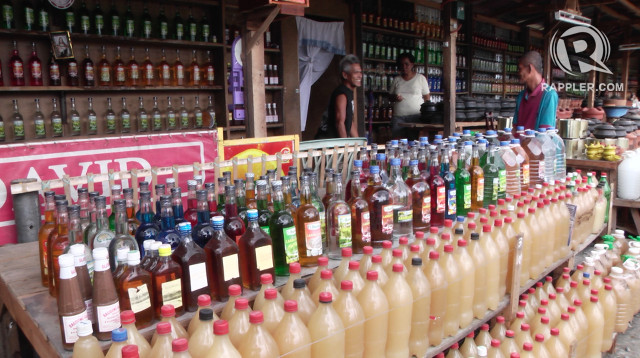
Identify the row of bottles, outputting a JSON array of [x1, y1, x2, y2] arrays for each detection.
[[3, 41, 216, 87], [362, 4, 443, 39], [472, 34, 525, 53], [0, 95, 216, 141], [3, 0, 218, 43], [362, 63, 400, 93], [362, 31, 426, 64], [262, 64, 280, 86]]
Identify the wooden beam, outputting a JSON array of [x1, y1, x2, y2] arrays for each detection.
[[280, 17, 301, 135], [617, 0, 640, 17], [600, 5, 630, 21], [473, 13, 521, 32], [242, 26, 267, 138], [244, 6, 280, 56]]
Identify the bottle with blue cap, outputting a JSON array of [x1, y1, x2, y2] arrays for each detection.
[[484, 130, 499, 147], [386, 157, 413, 240], [545, 127, 566, 180], [535, 128, 556, 183], [268, 180, 299, 275], [364, 165, 393, 246], [455, 148, 472, 216], [375, 153, 389, 183], [406, 159, 431, 231], [171, 222, 209, 312], [192, 190, 214, 248], [105, 328, 128, 357], [428, 149, 446, 227], [498, 140, 521, 196], [205, 215, 242, 299], [237, 209, 274, 290], [155, 195, 181, 251], [510, 138, 530, 191]]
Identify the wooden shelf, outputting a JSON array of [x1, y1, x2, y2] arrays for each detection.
[[613, 198, 640, 209], [265, 47, 281, 53], [363, 57, 398, 64], [472, 68, 503, 75], [0, 85, 224, 93], [265, 85, 284, 90], [362, 25, 422, 39]]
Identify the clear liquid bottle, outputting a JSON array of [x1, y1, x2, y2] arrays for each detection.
[[188, 308, 215, 357], [386, 158, 413, 240], [71, 320, 103, 357], [274, 300, 312, 358], [357, 271, 389, 356], [384, 263, 414, 357], [499, 141, 521, 196], [482, 145, 500, 208], [108, 199, 138, 270], [239, 311, 280, 358], [425, 251, 447, 346]]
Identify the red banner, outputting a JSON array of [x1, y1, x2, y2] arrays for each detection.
[[1, 131, 220, 245]]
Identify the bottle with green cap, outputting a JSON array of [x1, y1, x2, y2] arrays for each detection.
[[172, 222, 209, 312], [152, 244, 183, 318]]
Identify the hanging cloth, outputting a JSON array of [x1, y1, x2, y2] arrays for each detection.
[[297, 16, 346, 131]]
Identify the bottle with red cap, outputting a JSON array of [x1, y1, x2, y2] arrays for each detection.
[[308, 291, 345, 357], [308, 256, 332, 294], [343, 261, 365, 295], [454, 239, 475, 328], [533, 315, 551, 342], [188, 295, 215, 336], [490, 316, 507, 342], [532, 333, 551, 358], [228, 298, 251, 347], [510, 311, 525, 334], [273, 300, 311, 358], [407, 257, 430, 356], [486, 339, 503, 358], [334, 280, 365, 358], [359, 246, 374, 277], [584, 295, 605, 357], [380, 240, 393, 270], [600, 283, 616, 351], [426, 227, 441, 255], [405, 244, 421, 268], [445, 342, 463, 358], [383, 263, 413, 356], [556, 313, 577, 355], [467, 233, 487, 319], [480, 224, 500, 310], [512, 212, 531, 284], [544, 328, 567, 358], [438, 233, 452, 256], [281, 262, 302, 300], [490, 219, 509, 298], [149, 322, 173, 358], [220, 285, 242, 321], [170, 338, 190, 358], [515, 323, 533, 352], [459, 331, 478, 357], [120, 310, 151, 358], [572, 300, 589, 357], [475, 323, 493, 350], [425, 251, 447, 346], [151, 305, 188, 346], [529, 306, 546, 335], [253, 273, 284, 311], [358, 271, 389, 355], [398, 236, 411, 262], [335, 247, 353, 283], [500, 330, 519, 357], [385, 249, 408, 278], [208, 320, 241, 357], [71, 320, 104, 358], [121, 345, 139, 358], [370, 254, 389, 287], [187, 308, 215, 357], [262, 288, 285, 334], [441, 244, 461, 336], [312, 269, 340, 304]]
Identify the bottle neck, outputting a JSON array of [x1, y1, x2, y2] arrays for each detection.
[[115, 209, 128, 235]]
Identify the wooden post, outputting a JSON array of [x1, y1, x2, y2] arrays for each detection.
[[131, 169, 139, 212], [622, 51, 630, 100], [442, 1, 456, 137], [281, 17, 301, 135]]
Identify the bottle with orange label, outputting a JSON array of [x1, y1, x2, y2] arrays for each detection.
[[358, 271, 389, 355]]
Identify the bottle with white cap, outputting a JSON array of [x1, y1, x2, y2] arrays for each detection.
[[71, 320, 103, 358], [69, 244, 94, 324], [118, 250, 154, 328], [91, 247, 121, 340], [58, 253, 89, 350]]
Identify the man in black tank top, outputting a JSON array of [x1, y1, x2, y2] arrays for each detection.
[[319, 55, 362, 138]]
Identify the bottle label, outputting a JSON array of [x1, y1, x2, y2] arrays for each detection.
[[522, 164, 530, 185], [477, 178, 485, 202], [139, 114, 148, 130], [381, 204, 394, 234], [61, 310, 88, 344], [189, 262, 208, 291], [436, 186, 445, 213], [283, 226, 299, 263], [100, 66, 110, 82], [128, 284, 151, 313], [126, 20, 134, 36], [122, 113, 131, 130], [25, 8, 34, 28], [144, 64, 153, 80], [39, 10, 48, 30], [88, 115, 98, 132], [144, 20, 152, 37], [161, 279, 183, 308], [190, 23, 197, 40], [195, 113, 203, 127], [222, 254, 240, 281], [498, 170, 506, 193], [447, 189, 457, 215], [361, 211, 371, 243], [161, 22, 168, 38], [84, 299, 94, 322], [176, 24, 184, 39], [71, 115, 81, 133], [397, 209, 412, 223], [337, 214, 352, 248], [96, 301, 121, 333], [0, 122, 4, 140], [85, 64, 94, 81], [203, 24, 210, 40], [153, 114, 162, 130], [180, 114, 189, 128], [260, 225, 270, 235], [12, 62, 23, 79], [193, 66, 201, 82], [130, 63, 139, 79], [320, 215, 326, 245], [66, 12, 74, 27], [81, 15, 90, 32], [176, 65, 184, 79], [303, 221, 323, 256], [167, 113, 176, 128], [422, 196, 431, 223], [206, 67, 214, 82], [255, 245, 274, 271], [35, 119, 45, 136], [95, 15, 103, 34], [2, 5, 12, 25], [13, 120, 24, 137], [492, 177, 499, 201], [116, 67, 125, 82], [464, 184, 471, 209], [50, 63, 60, 80], [106, 114, 116, 131], [112, 16, 120, 34], [53, 118, 63, 135], [31, 62, 42, 79], [162, 64, 170, 80]]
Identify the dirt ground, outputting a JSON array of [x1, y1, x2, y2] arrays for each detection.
[[605, 313, 640, 358]]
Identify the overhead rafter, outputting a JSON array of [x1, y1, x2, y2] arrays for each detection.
[[599, 5, 640, 31], [617, 0, 640, 17]]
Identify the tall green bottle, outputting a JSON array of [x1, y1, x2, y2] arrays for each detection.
[[455, 152, 471, 217], [482, 145, 499, 208], [268, 181, 298, 276]]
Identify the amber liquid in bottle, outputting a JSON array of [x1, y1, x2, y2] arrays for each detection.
[[112, 46, 126, 86], [152, 244, 184, 318], [97, 46, 111, 86], [173, 49, 185, 86], [38, 191, 56, 287], [188, 50, 201, 86], [238, 209, 275, 291], [49, 200, 71, 297], [171, 222, 210, 312], [117, 251, 154, 328], [67, 58, 80, 86], [126, 47, 140, 87], [406, 161, 431, 233], [470, 144, 485, 211], [81, 46, 95, 86], [142, 48, 154, 86], [156, 49, 171, 86], [364, 165, 393, 247], [296, 176, 323, 266], [348, 170, 371, 254], [205, 216, 242, 300], [57, 254, 89, 351]]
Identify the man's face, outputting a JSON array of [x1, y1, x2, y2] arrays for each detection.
[[344, 63, 362, 88], [518, 62, 532, 83]]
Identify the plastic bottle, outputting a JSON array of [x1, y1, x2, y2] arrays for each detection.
[[187, 295, 212, 336], [475, 323, 493, 349], [383, 263, 413, 357], [542, 328, 567, 358], [289, 278, 316, 325], [228, 298, 251, 347], [491, 220, 509, 297], [600, 284, 617, 351], [509, 311, 525, 334], [487, 339, 505, 358], [533, 316, 551, 343], [308, 257, 330, 294], [312, 270, 341, 304], [72, 320, 104, 358], [359, 246, 374, 277], [446, 343, 464, 358], [425, 251, 447, 345], [459, 332, 478, 357], [385, 248, 408, 277], [515, 323, 533, 351], [253, 273, 284, 311], [556, 313, 577, 356], [239, 311, 280, 358], [572, 300, 589, 357], [273, 300, 312, 358], [187, 308, 215, 358], [344, 261, 365, 296], [370, 254, 389, 287], [149, 322, 173, 358], [309, 292, 346, 358], [120, 311, 151, 358], [584, 296, 604, 357], [407, 257, 431, 356], [280, 263, 302, 301], [499, 330, 518, 358], [357, 270, 389, 356], [465, 233, 487, 319], [334, 247, 353, 283], [535, 129, 556, 183], [532, 334, 551, 358], [219, 285, 241, 322], [491, 316, 507, 342], [547, 128, 566, 180], [610, 267, 632, 333], [480, 225, 500, 310], [105, 328, 128, 358], [334, 280, 365, 358], [262, 288, 285, 334]]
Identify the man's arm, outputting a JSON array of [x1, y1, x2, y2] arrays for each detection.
[[423, 94, 430, 101], [334, 94, 348, 138], [349, 114, 359, 137], [537, 90, 558, 129]]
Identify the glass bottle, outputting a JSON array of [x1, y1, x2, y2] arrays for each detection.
[[134, 191, 160, 252], [112, 46, 126, 86], [470, 144, 485, 211], [118, 97, 131, 133], [9, 41, 24, 86], [238, 209, 274, 290], [157, 49, 171, 86], [122, 188, 139, 236], [296, 176, 323, 264], [455, 151, 472, 217], [482, 145, 500, 208], [24, 0, 34, 31], [38, 191, 56, 287], [187, 8, 197, 42], [171, 187, 187, 227], [326, 173, 351, 258], [190, 95, 203, 128], [223, 184, 246, 242], [204, 51, 215, 86], [428, 151, 446, 227], [178, 97, 190, 129], [48, 52, 61, 86], [65, 5, 74, 32], [205, 215, 242, 300], [255, 180, 273, 233], [81, 45, 94, 87], [28, 42, 43, 86], [66, 55, 80, 86], [91, 247, 121, 341], [189, 50, 201, 86], [117, 251, 154, 328], [171, 222, 209, 312], [269, 181, 298, 275], [46, 97, 63, 138], [407, 159, 430, 233], [108, 199, 138, 269], [440, 149, 457, 221], [33, 98, 46, 139], [151, 96, 163, 131], [65, 98, 81, 136], [173, 50, 185, 86], [155, 6, 168, 39], [142, 48, 154, 86], [139, 3, 151, 38], [103, 97, 116, 134], [124, 48, 139, 87], [387, 158, 413, 240], [204, 95, 216, 128], [0, 115, 4, 142], [205, 183, 217, 217], [77, 0, 90, 34], [49, 199, 70, 296], [136, 97, 148, 132], [108, 0, 119, 36], [348, 170, 371, 253], [174, 11, 184, 40], [123, 2, 134, 37], [98, 46, 111, 86], [57, 254, 89, 350], [93, 0, 104, 35], [156, 195, 181, 250], [166, 96, 177, 130], [152, 244, 183, 318], [193, 190, 214, 248], [364, 166, 393, 246], [9, 99, 24, 140]]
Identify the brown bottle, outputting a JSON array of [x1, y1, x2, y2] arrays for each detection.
[[91, 247, 121, 341], [152, 244, 184, 318], [57, 253, 89, 350], [69, 244, 93, 325], [117, 250, 154, 328]]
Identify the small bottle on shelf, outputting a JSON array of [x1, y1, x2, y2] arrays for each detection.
[[193, 95, 203, 128], [108, 0, 120, 36], [113, 46, 126, 86], [174, 11, 185, 41], [166, 96, 177, 130], [125, 48, 139, 87], [33, 98, 46, 139], [187, 8, 197, 42], [158, 6, 169, 40], [87, 97, 98, 135], [68, 98, 81, 136], [204, 51, 215, 86], [179, 97, 190, 129], [98, 46, 111, 86], [9, 41, 25, 86], [157, 49, 171, 86], [93, 1, 104, 35], [204, 95, 216, 128], [141, 4, 152, 39], [189, 50, 201, 86], [104, 97, 116, 134], [136, 97, 148, 132], [151, 96, 163, 131], [48, 52, 61, 86], [201, 14, 210, 42], [79, 0, 90, 34], [82, 45, 94, 87], [173, 50, 185, 86], [120, 97, 131, 133], [10, 99, 24, 140], [142, 48, 154, 86], [65, 6, 75, 33]]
